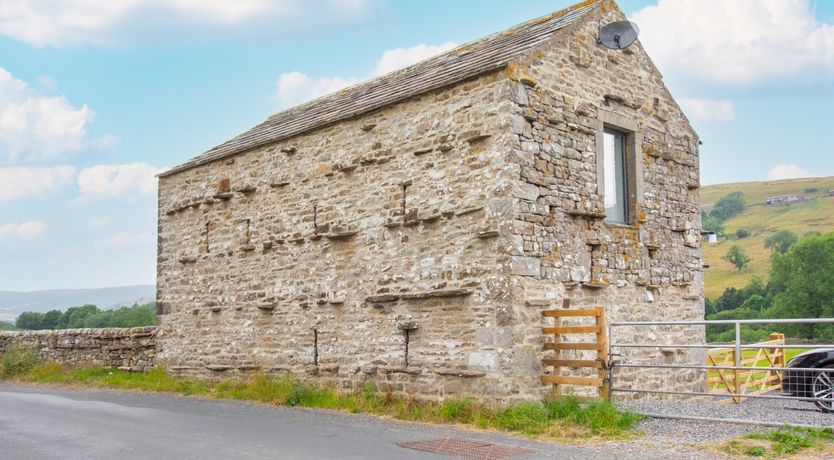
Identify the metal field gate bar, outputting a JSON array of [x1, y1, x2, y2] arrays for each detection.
[[607, 318, 834, 426]]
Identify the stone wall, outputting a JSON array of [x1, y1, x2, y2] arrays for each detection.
[[156, 1, 705, 402], [500, 5, 705, 398], [0, 327, 157, 371], [156, 69, 524, 399]]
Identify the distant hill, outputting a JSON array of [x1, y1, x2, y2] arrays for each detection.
[[702, 176, 834, 299], [0, 285, 155, 322]]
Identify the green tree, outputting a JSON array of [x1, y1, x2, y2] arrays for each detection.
[[723, 244, 750, 272], [15, 312, 44, 330], [83, 310, 114, 328], [710, 192, 746, 221], [705, 297, 717, 316], [714, 287, 744, 312], [61, 304, 99, 329], [705, 307, 767, 343], [764, 230, 798, 255], [702, 212, 726, 235], [711, 277, 769, 314], [739, 294, 766, 312], [765, 232, 834, 340], [12, 302, 156, 331], [41, 310, 62, 329]]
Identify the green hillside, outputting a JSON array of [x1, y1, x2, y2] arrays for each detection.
[[701, 176, 834, 299]]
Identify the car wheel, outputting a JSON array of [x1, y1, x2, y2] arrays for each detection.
[[813, 366, 834, 413]]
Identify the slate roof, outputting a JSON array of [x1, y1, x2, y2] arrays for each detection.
[[161, 0, 602, 177]]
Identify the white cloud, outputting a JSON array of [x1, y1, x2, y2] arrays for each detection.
[[36, 75, 57, 91], [97, 231, 153, 247], [0, 0, 379, 47], [275, 41, 458, 107], [0, 220, 47, 240], [678, 98, 735, 123], [90, 133, 120, 150], [0, 165, 75, 201], [632, 0, 834, 84], [371, 42, 458, 76], [0, 67, 115, 162], [767, 164, 816, 181], [77, 162, 164, 200], [275, 72, 359, 108], [167, 0, 274, 23], [89, 217, 109, 227]]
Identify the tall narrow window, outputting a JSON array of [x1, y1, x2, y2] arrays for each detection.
[[603, 128, 628, 223]]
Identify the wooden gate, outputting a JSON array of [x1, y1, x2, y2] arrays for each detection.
[[541, 300, 608, 398], [707, 332, 786, 403]]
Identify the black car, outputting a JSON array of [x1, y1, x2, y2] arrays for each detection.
[[783, 348, 834, 412]]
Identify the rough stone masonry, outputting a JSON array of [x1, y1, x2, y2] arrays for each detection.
[[155, 0, 705, 401], [0, 327, 156, 371]]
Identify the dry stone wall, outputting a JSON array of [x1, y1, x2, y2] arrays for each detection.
[[0, 327, 156, 371]]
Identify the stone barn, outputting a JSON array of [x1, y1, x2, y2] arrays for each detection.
[[156, 0, 704, 401]]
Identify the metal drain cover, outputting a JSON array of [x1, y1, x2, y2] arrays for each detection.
[[396, 437, 535, 460]]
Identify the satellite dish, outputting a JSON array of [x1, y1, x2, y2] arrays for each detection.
[[597, 21, 639, 50]]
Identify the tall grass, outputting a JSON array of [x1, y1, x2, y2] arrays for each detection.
[[0, 344, 38, 378], [0, 357, 641, 440]]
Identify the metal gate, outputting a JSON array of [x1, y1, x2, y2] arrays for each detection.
[[606, 318, 834, 426]]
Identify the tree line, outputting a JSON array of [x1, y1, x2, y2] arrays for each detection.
[[14, 302, 156, 330], [702, 191, 746, 235], [721, 229, 808, 272], [706, 231, 834, 342]]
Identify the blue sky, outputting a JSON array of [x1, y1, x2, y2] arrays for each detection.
[[1, 0, 833, 291]]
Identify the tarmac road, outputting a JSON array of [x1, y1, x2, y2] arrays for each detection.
[[0, 383, 713, 460]]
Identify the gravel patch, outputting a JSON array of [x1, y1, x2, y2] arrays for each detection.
[[619, 396, 834, 436], [633, 416, 759, 444]]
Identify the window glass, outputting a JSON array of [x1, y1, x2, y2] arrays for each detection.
[[603, 129, 628, 223]]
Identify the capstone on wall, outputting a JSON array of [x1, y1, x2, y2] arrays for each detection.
[[0, 327, 157, 371]]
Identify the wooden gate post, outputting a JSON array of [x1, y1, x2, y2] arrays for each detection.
[[731, 347, 740, 404], [596, 307, 608, 400]]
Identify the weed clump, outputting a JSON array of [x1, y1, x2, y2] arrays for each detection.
[[544, 395, 643, 436], [724, 426, 834, 457], [439, 397, 473, 422], [0, 344, 38, 378]]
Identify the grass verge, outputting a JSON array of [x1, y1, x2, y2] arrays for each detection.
[[723, 426, 834, 458], [1, 358, 641, 440]]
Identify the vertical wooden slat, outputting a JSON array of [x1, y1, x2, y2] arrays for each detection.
[[731, 348, 740, 404], [596, 307, 608, 399], [552, 299, 568, 394]]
